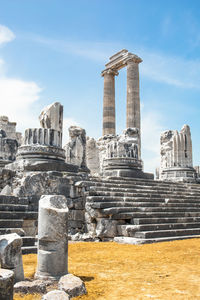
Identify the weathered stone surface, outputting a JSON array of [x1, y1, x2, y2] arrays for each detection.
[[58, 274, 87, 298], [42, 290, 70, 300], [0, 233, 24, 282], [86, 137, 100, 175], [86, 127, 145, 177], [106, 127, 140, 160], [102, 69, 118, 135], [1, 184, 12, 195], [0, 268, 14, 300], [14, 279, 52, 294], [35, 195, 68, 280], [24, 128, 62, 148], [12, 172, 71, 198], [160, 125, 196, 182], [22, 220, 38, 236], [39, 102, 63, 134], [65, 126, 89, 172], [0, 116, 22, 143], [68, 209, 85, 221], [117, 225, 139, 237], [126, 58, 141, 130], [0, 116, 22, 168], [96, 218, 118, 238]]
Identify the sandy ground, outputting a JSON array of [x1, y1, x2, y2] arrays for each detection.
[[14, 239, 200, 300]]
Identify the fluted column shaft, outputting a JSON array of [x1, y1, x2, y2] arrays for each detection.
[[126, 60, 141, 130], [102, 69, 118, 136]]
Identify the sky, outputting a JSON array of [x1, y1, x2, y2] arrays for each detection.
[[0, 0, 200, 173]]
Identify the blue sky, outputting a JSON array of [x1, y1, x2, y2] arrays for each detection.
[[0, 0, 200, 173]]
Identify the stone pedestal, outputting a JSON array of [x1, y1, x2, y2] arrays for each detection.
[[103, 157, 153, 179], [35, 195, 68, 280], [102, 128, 153, 179], [0, 268, 14, 300], [102, 69, 118, 136], [6, 128, 78, 172], [160, 167, 196, 183], [160, 125, 196, 182]]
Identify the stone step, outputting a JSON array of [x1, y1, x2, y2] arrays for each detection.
[[0, 211, 38, 220], [87, 176, 184, 186], [133, 217, 200, 225], [22, 246, 37, 255], [101, 177, 200, 189], [117, 223, 200, 234], [114, 235, 200, 245], [111, 211, 200, 220], [0, 228, 25, 236], [0, 219, 23, 227], [86, 195, 200, 203], [100, 207, 200, 215], [87, 201, 200, 209], [0, 204, 28, 212], [88, 183, 200, 192], [135, 228, 200, 239], [0, 195, 29, 205], [22, 236, 36, 247], [85, 178, 200, 190], [88, 188, 200, 197]]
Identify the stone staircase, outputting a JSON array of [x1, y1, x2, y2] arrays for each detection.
[[80, 176, 200, 243], [0, 195, 38, 253]]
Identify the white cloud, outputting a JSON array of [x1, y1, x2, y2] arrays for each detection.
[[141, 110, 165, 173], [0, 26, 42, 133], [0, 25, 15, 45], [0, 77, 42, 131], [29, 34, 121, 63], [139, 50, 200, 89]]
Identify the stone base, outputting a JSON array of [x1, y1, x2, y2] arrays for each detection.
[[6, 144, 79, 173], [160, 167, 197, 183], [103, 157, 154, 179], [6, 159, 79, 172], [34, 272, 62, 281]]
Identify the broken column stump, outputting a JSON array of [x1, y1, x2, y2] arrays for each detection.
[[35, 195, 68, 280], [0, 233, 24, 282]]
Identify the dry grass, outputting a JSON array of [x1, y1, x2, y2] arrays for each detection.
[[14, 239, 200, 299]]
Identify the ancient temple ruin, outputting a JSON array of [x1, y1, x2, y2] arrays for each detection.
[[86, 49, 153, 179], [0, 49, 200, 257]]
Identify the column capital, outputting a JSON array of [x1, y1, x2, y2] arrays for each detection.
[[101, 68, 119, 77], [125, 54, 142, 65]]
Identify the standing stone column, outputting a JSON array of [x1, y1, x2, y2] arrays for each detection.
[[35, 195, 68, 280], [102, 69, 118, 136], [126, 57, 142, 130]]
